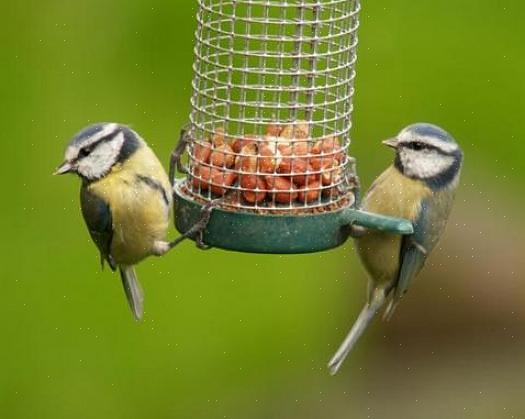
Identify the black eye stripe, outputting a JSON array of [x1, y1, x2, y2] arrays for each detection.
[[403, 141, 441, 152], [77, 130, 121, 159], [402, 141, 458, 157], [78, 146, 93, 158], [407, 141, 426, 150]]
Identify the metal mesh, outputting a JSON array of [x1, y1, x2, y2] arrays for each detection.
[[183, 0, 360, 212]]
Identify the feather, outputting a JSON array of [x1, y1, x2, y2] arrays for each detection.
[[328, 288, 387, 375], [119, 266, 144, 321], [80, 186, 115, 270]]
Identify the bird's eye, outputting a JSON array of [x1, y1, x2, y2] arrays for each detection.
[[409, 142, 425, 151], [78, 146, 93, 158]]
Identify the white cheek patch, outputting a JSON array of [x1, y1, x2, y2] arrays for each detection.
[[78, 132, 125, 179], [400, 149, 455, 179]]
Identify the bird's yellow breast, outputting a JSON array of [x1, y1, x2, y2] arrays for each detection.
[[87, 145, 172, 265], [356, 166, 431, 285]]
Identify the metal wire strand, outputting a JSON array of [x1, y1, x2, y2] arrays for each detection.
[[185, 0, 360, 212]]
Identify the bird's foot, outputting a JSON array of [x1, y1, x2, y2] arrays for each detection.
[[348, 224, 366, 238], [195, 230, 212, 250], [189, 200, 215, 250], [165, 199, 219, 251]]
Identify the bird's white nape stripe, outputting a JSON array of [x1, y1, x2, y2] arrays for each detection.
[[419, 135, 458, 154], [88, 122, 119, 145]]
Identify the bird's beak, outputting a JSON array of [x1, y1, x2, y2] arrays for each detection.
[[53, 161, 74, 175], [382, 137, 399, 149]]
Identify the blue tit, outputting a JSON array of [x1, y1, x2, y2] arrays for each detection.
[[55, 123, 174, 320], [328, 123, 463, 375]]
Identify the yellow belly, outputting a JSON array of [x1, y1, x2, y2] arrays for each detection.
[[88, 146, 171, 266], [356, 166, 430, 286]]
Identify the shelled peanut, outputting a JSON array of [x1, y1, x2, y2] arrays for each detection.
[[190, 123, 346, 205]]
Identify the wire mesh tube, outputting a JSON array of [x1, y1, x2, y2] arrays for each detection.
[[180, 0, 361, 213]]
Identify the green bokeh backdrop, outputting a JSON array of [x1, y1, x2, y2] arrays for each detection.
[[2, 1, 524, 418]]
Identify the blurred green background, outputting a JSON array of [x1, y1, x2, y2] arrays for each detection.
[[1, 1, 524, 418]]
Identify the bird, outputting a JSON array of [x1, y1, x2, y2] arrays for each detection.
[[328, 122, 463, 375], [54, 123, 175, 320]]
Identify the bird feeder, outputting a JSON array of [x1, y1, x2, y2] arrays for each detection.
[[171, 0, 412, 253]]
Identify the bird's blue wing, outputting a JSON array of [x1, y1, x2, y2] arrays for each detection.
[[384, 200, 430, 317], [395, 237, 427, 300], [80, 186, 116, 271]]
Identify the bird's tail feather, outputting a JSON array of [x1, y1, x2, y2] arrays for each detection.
[[328, 289, 386, 375], [119, 266, 144, 321]]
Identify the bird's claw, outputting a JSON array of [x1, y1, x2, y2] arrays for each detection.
[[196, 231, 212, 250], [191, 201, 217, 250], [167, 199, 219, 250], [348, 223, 366, 238]]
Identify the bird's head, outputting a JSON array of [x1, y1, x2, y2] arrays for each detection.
[[383, 123, 463, 187], [54, 123, 142, 181]]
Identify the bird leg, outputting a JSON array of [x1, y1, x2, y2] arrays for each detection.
[[348, 224, 367, 238], [153, 200, 218, 254], [177, 200, 216, 250], [169, 125, 191, 184], [185, 193, 236, 249]]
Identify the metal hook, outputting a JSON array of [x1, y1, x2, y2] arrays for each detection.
[[169, 125, 191, 185]]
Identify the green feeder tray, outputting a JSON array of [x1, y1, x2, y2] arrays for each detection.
[[173, 183, 413, 254]]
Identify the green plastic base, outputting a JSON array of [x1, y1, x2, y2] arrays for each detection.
[[173, 184, 413, 254]]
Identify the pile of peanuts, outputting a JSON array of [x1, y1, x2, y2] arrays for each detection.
[[190, 122, 345, 206]]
